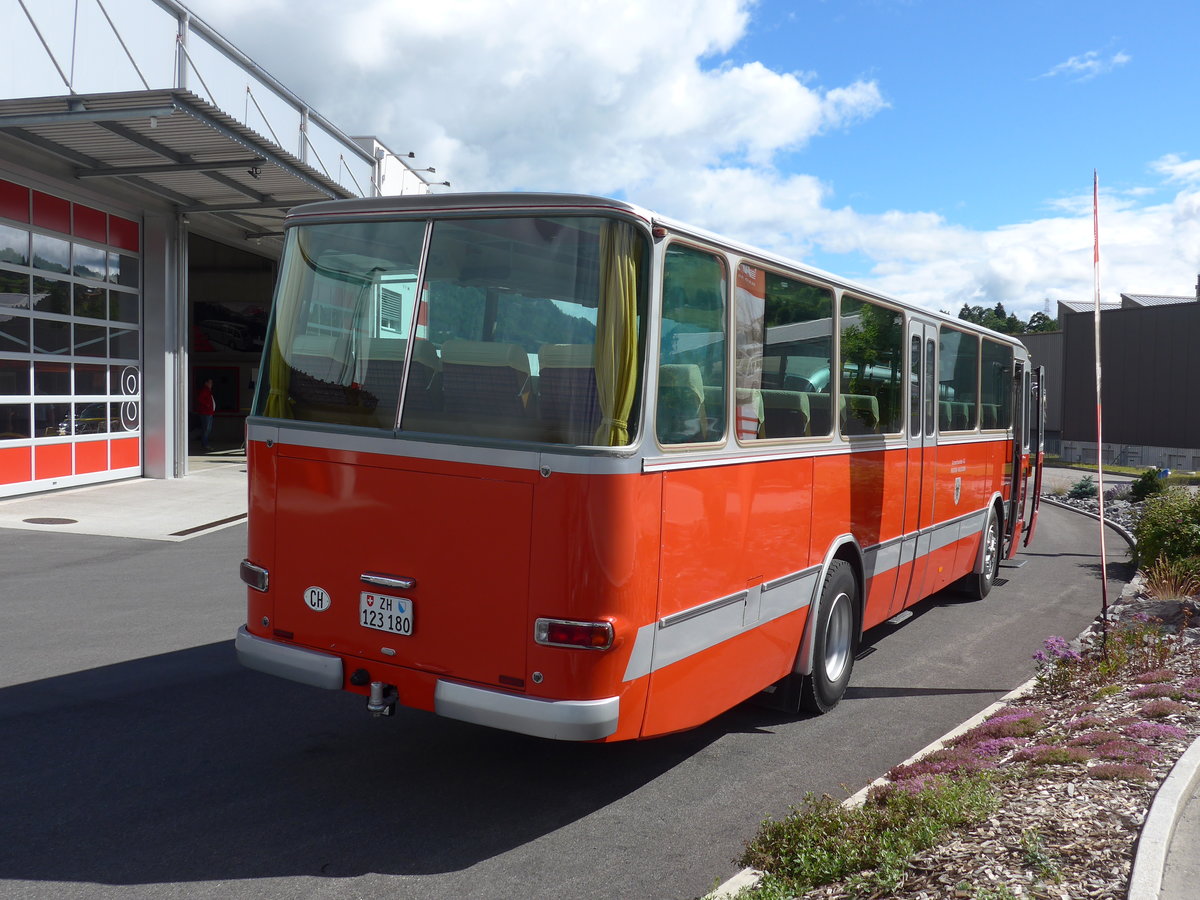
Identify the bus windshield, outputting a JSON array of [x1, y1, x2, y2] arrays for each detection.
[[255, 214, 646, 447]]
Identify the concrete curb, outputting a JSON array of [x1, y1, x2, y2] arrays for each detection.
[[1127, 736, 1200, 900]]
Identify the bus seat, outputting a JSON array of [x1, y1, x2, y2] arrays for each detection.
[[952, 402, 971, 431], [981, 403, 999, 429], [441, 339, 531, 419], [657, 364, 706, 443], [537, 343, 599, 443], [360, 338, 404, 425], [841, 393, 880, 435], [286, 333, 373, 416], [734, 389, 766, 439], [703, 385, 728, 437], [363, 338, 443, 419], [761, 389, 810, 438], [939, 400, 953, 431], [289, 334, 345, 381], [802, 391, 832, 436], [404, 339, 443, 411]]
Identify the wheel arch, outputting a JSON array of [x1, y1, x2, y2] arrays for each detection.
[[792, 535, 864, 677], [971, 493, 1006, 575]]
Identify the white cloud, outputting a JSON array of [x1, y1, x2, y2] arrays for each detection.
[[187, 0, 884, 194], [823, 184, 1200, 318], [184, 1, 1200, 321], [1152, 153, 1200, 185], [1040, 49, 1131, 82]]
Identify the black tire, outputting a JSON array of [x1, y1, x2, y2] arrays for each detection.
[[966, 507, 1001, 601], [799, 559, 858, 714]]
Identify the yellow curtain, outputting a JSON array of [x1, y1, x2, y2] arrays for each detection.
[[593, 221, 640, 446], [263, 337, 293, 419], [261, 246, 306, 420]]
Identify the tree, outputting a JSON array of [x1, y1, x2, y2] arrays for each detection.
[[955, 304, 1058, 335], [1026, 311, 1059, 333]]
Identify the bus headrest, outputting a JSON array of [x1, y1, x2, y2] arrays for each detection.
[[441, 339, 529, 373], [538, 343, 595, 369]]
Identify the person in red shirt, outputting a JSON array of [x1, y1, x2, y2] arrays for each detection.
[[196, 377, 216, 451]]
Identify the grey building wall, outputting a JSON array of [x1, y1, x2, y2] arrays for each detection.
[[1020, 331, 1063, 437], [1061, 303, 1200, 450]]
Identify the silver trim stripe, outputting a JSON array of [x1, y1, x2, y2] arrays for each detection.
[[246, 419, 645, 477], [863, 507, 987, 581], [249, 419, 1011, 479], [658, 590, 748, 629], [622, 566, 822, 681], [620, 503, 991, 683]]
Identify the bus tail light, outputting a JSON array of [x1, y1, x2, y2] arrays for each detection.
[[240, 559, 269, 592], [534, 618, 614, 650]]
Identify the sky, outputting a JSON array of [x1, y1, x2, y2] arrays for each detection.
[[178, 0, 1200, 319]]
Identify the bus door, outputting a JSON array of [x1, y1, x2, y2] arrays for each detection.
[[891, 319, 937, 615], [1005, 360, 1027, 555], [1023, 366, 1046, 547]]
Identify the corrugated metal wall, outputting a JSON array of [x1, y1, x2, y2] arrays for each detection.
[[1021, 331, 1063, 435], [1061, 304, 1200, 448]]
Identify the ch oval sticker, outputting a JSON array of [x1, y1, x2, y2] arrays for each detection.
[[304, 586, 331, 612]]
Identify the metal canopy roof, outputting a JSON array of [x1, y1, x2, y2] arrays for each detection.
[[0, 89, 360, 236]]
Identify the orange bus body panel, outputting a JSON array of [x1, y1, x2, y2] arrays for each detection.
[[643, 458, 816, 735], [245, 428, 1019, 740], [244, 439, 666, 741]]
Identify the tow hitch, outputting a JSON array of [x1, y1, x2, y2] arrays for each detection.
[[367, 681, 397, 717]]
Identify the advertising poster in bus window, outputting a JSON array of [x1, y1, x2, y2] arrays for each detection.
[[735, 264, 765, 440]]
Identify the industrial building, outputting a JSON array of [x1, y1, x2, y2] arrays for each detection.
[[0, 0, 438, 497]]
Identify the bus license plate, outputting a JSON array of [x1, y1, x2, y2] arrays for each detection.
[[359, 592, 413, 636]]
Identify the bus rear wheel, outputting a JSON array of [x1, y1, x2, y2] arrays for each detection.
[[800, 559, 858, 714]]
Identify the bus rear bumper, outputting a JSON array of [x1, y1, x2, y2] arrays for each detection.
[[235, 627, 619, 739], [235, 626, 343, 690], [435, 679, 620, 741]]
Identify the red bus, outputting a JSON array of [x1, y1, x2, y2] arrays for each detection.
[[235, 193, 1045, 741]]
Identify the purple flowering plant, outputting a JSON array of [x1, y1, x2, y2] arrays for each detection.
[[1123, 721, 1187, 741], [1141, 699, 1190, 718], [1088, 762, 1154, 782]]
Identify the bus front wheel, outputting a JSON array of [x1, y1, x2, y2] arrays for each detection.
[[800, 559, 858, 714], [965, 507, 1001, 601]]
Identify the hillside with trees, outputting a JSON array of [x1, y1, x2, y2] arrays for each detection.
[[955, 302, 1058, 335]]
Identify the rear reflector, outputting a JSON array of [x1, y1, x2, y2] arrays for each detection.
[[240, 559, 269, 592], [534, 617, 614, 651]]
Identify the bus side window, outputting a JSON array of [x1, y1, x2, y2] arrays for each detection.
[[939, 326, 980, 431], [658, 245, 727, 445], [734, 262, 833, 442], [981, 338, 1013, 430], [839, 295, 904, 435]]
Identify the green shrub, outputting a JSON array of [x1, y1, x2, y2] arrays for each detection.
[[1131, 468, 1167, 502], [1134, 488, 1200, 565], [1067, 475, 1098, 499]]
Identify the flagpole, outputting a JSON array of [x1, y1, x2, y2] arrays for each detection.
[[1093, 170, 1110, 652]]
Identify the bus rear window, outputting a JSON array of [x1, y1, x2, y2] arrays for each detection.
[[256, 215, 646, 447], [256, 220, 426, 430]]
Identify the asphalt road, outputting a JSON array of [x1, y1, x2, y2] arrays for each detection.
[[0, 503, 1130, 900]]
